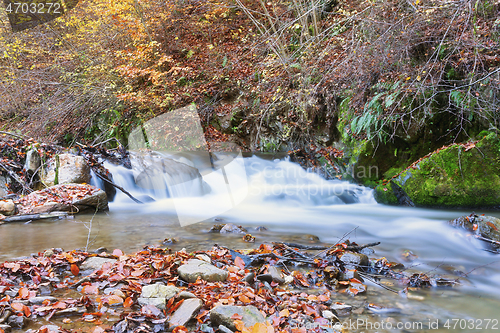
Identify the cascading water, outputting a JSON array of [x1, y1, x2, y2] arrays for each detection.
[[1, 153, 500, 331]]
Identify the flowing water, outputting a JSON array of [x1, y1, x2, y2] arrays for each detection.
[[1, 153, 500, 331]]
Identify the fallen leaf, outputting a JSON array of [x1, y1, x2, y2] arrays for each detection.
[[234, 256, 245, 270], [71, 264, 80, 276], [113, 249, 124, 257], [123, 297, 133, 308]]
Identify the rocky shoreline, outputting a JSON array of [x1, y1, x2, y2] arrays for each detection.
[[0, 237, 463, 333]]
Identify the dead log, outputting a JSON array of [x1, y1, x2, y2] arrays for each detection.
[[0, 211, 68, 224]]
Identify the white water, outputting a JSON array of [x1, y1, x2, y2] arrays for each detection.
[[2, 154, 500, 331], [104, 154, 500, 298]]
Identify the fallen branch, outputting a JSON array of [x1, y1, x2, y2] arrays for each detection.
[[0, 161, 33, 194], [0, 211, 68, 225], [0, 130, 28, 140], [91, 170, 143, 204]]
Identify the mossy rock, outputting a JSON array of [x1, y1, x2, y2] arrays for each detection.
[[375, 131, 500, 208]]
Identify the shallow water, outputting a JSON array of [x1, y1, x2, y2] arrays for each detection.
[[1, 155, 500, 331]]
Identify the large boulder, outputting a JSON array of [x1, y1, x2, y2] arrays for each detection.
[[374, 132, 500, 208], [18, 184, 108, 214], [177, 259, 228, 283], [41, 154, 91, 187]]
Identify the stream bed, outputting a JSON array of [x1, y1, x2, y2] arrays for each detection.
[[1, 155, 499, 331]]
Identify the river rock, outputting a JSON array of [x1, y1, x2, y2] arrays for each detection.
[[0, 199, 15, 216], [177, 291, 197, 300], [141, 283, 179, 299], [0, 324, 11, 333], [41, 154, 90, 187], [7, 315, 26, 329], [375, 131, 500, 208], [339, 252, 369, 269], [28, 296, 57, 305], [168, 298, 203, 328], [80, 257, 117, 272], [330, 303, 352, 317], [210, 305, 266, 331], [448, 214, 500, 247], [17, 184, 108, 214], [138, 283, 179, 310], [177, 259, 228, 283], [220, 223, 247, 234]]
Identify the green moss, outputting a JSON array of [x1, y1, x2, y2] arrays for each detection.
[[373, 182, 398, 205], [380, 132, 500, 208]]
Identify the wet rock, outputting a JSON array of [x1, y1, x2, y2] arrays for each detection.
[[18, 184, 108, 214], [330, 303, 352, 317], [80, 257, 117, 272], [448, 214, 500, 247], [210, 305, 266, 331], [28, 296, 57, 305], [339, 269, 361, 281], [168, 298, 203, 328], [7, 315, 26, 329], [220, 223, 247, 234], [0, 324, 11, 333], [241, 272, 255, 284], [41, 154, 90, 187], [56, 307, 86, 315], [209, 224, 225, 233], [255, 226, 268, 232], [268, 266, 284, 284], [43, 249, 54, 257], [141, 283, 179, 300], [0, 200, 15, 216], [339, 252, 368, 269], [178, 259, 228, 283]]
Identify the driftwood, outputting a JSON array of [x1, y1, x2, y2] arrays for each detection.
[[0, 161, 33, 194], [0, 211, 68, 225]]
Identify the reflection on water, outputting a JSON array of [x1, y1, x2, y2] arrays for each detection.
[[1, 155, 500, 331]]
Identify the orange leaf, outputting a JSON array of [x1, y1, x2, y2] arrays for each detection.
[[251, 323, 268, 333], [113, 249, 124, 256], [238, 295, 251, 303], [23, 305, 31, 317], [71, 264, 80, 276], [172, 326, 188, 333], [123, 297, 133, 308], [279, 308, 289, 317], [11, 302, 24, 312], [231, 313, 243, 320], [106, 295, 124, 305], [82, 285, 99, 295], [18, 287, 29, 299], [234, 256, 245, 270]]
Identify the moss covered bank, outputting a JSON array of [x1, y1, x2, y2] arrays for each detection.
[[374, 131, 500, 208]]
